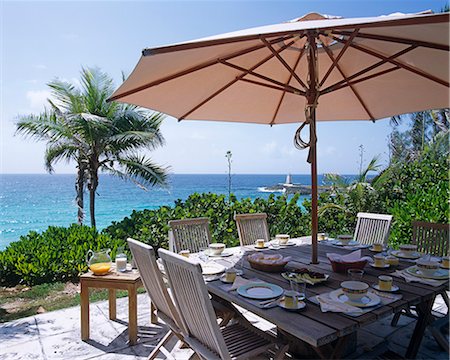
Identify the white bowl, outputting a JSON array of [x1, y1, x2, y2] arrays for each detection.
[[276, 234, 290, 244], [417, 259, 440, 277], [341, 281, 369, 302], [208, 243, 225, 255], [337, 235, 353, 245], [399, 244, 417, 255]]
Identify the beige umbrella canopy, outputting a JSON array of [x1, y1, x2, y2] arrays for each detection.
[[110, 11, 449, 263]]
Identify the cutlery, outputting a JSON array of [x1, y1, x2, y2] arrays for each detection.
[[259, 296, 282, 306]]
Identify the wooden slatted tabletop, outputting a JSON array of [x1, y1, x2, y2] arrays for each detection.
[[206, 242, 448, 358]]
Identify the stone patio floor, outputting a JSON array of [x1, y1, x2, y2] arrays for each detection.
[[0, 292, 448, 359]]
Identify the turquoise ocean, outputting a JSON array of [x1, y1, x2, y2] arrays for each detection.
[[0, 174, 355, 250]]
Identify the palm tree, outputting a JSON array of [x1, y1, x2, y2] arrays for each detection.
[[17, 67, 169, 227]]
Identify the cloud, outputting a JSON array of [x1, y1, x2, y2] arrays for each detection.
[[33, 64, 47, 70], [261, 141, 277, 155], [26, 90, 51, 110]]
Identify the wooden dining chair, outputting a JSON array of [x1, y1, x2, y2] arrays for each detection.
[[127, 238, 187, 359], [168, 217, 212, 253], [390, 221, 449, 353], [353, 212, 393, 245], [158, 248, 289, 360], [234, 213, 270, 246]]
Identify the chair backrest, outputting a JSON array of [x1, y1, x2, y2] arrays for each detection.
[[412, 221, 450, 257], [158, 248, 230, 360], [127, 238, 185, 333], [168, 218, 212, 253], [353, 212, 393, 245], [234, 213, 270, 246]]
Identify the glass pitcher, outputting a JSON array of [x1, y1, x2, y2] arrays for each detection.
[[86, 249, 112, 275]]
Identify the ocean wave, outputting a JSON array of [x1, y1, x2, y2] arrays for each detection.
[[257, 187, 284, 193]]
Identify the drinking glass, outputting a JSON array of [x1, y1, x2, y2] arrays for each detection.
[[271, 239, 280, 249], [234, 247, 246, 274], [290, 280, 306, 301], [347, 268, 364, 280], [199, 247, 209, 263]]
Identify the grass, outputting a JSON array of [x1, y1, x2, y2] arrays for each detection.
[[0, 282, 146, 323]]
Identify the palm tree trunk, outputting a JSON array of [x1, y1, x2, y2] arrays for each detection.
[[88, 169, 99, 228], [75, 162, 85, 224]]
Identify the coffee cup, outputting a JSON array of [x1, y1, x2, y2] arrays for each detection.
[[372, 243, 383, 252], [385, 255, 399, 266], [373, 254, 385, 267], [337, 234, 353, 245], [378, 275, 393, 291], [341, 281, 369, 302], [399, 244, 417, 256], [276, 234, 290, 245], [283, 290, 298, 308], [318, 232, 328, 241], [255, 239, 265, 248], [179, 250, 190, 258], [441, 256, 450, 269], [225, 268, 237, 283], [417, 259, 440, 277], [208, 243, 225, 255]]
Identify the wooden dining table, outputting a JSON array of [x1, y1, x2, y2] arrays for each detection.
[[205, 240, 448, 359]]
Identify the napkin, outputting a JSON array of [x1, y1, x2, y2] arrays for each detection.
[[227, 276, 260, 292], [327, 250, 372, 263], [392, 270, 447, 287], [316, 294, 363, 314]]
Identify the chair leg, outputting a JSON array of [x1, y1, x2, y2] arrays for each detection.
[[148, 330, 175, 360], [391, 311, 402, 327], [273, 344, 289, 360]]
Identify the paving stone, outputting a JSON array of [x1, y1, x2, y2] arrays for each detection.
[[0, 316, 40, 347], [0, 339, 44, 359], [362, 313, 415, 338]]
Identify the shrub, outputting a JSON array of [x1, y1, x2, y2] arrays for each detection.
[[0, 224, 124, 286]]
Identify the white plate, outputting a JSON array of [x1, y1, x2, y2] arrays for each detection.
[[371, 284, 400, 292], [278, 298, 306, 311], [332, 240, 360, 246], [405, 266, 449, 280], [391, 250, 421, 259], [205, 250, 234, 257], [237, 282, 284, 300], [370, 263, 390, 269], [201, 263, 225, 275], [329, 289, 381, 308]]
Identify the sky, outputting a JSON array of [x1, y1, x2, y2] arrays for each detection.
[[0, 0, 446, 175]]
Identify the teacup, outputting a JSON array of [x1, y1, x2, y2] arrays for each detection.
[[378, 275, 393, 291], [399, 244, 418, 256], [417, 259, 440, 277], [372, 243, 383, 252], [373, 254, 385, 267], [283, 290, 298, 308], [341, 281, 369, 302], [441, 256, 450, 269], [318, 232, 328, 241], [179, 250, 190, 258], [255, 239, 266, 248], [208, 243, 225, 256], [337, 234, 353, 245], [276, 234, 290, 245], [225, 268, 237, 283], [385, 255, 399, 266]]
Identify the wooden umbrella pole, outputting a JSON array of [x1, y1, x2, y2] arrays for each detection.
[[307, 31, 319, 264]]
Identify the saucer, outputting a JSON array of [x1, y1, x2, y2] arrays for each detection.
[[254, 245, 269, 250], [371, 284, 400, 292], [370, 263, 390, 269], [369, 247, 386, 253], [391, 250, 421, 259], [333, 240, 359, 246], [406, 265, 449, 280], [278, 298, 306, 311], [206, 250, 234, 257], [329, 289, 381, 308]]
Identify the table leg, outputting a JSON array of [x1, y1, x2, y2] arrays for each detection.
[[150, 301, 157, 324], [405, 296, 435, 359], [80, 281, 90, 341], [108, 289, 116, 320], [128, 284, 138, 345]]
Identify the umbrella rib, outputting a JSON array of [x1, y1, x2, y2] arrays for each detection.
[[260, 37, 308, 90], [321, 42, 375, 121], [319, 29, 359, 88], [321, 44, 418, 94], [177, 38, 300, 120], [240, 78, 301, 95], [332, 35, 449, 88], [219, 60, 304, 94], [108, 34, 294, 102], [270, 47, 306, 126], [332, 30, 450, 52]]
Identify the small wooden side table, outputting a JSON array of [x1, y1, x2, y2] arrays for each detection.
[[80, 269, 157, 345]]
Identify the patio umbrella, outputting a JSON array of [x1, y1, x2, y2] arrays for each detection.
[[109, 11, 449, 264]]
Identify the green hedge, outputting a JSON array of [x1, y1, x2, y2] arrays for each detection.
[[0, 225, 124, 286]]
